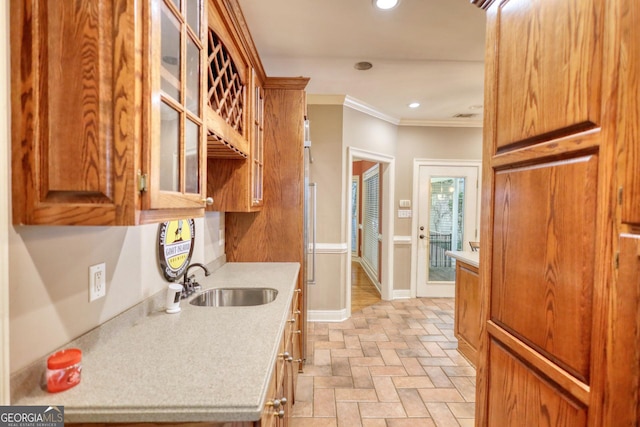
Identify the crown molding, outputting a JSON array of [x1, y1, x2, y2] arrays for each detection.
[[344, 96, 400, 125], [307, 94, 483, 128]]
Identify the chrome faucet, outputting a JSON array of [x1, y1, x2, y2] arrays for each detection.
[[180, 263, 211, 298]]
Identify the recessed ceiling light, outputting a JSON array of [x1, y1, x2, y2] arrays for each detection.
[[408, 102, 420, 109], [373, 0, 400, 10], [354, 61, 373, 71]]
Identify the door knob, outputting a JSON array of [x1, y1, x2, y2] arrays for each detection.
[[419, 234, 425, 239], [419, 226, 424, 230]]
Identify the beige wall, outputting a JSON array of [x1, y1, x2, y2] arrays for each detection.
[[343, 107, 397, 160], [308, 100, 483, 308], [9, 214, 224, 373], [395, 126, 483, 236]]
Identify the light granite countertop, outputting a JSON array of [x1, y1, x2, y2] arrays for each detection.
[[11, 262, 300, 424], [445, 250, 479, 268]]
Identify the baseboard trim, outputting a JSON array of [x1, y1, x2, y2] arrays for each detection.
[[418, 284, 455, 298], [309, 243, 348, 254], [308, 309, 350, 323], [393, 289, 412, 299]]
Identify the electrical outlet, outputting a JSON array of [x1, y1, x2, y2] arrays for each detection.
[[89, 263, 106, 302]]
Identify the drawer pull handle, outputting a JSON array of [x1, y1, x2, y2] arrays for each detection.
[[273, 409, 285, 419], [267, 399, 282, 409]]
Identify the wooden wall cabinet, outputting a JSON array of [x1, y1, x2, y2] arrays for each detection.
[[207, 68, 264, 212], [472, 0, 640, 425], [10, 0, 209, 226], [205, 0, 266, 212]]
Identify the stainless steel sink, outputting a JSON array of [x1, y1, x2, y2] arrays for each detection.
[[189, 287, 278, 307]]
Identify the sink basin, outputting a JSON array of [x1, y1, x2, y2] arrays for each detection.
[[189, 287, 278, 307]]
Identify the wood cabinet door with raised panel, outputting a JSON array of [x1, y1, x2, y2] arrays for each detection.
[[473, 0, 617, 425], [10, 0, 138, 225]]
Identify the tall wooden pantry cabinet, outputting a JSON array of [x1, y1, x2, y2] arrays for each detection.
[[471, 0, 640, 425]]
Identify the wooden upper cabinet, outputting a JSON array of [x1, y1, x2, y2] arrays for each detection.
[[10, 0, 209, 225], [205, 0, 250, 158], [492, 0, 602, 151], [145, 0, 208, 214], [616, 0, 640, 226], [205, 0, 267, 212]]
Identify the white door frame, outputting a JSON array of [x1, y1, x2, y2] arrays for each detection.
[[346, 147, 394, 317], [410, 159, 481, 298]]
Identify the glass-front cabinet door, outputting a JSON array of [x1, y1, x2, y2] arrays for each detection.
[[145, 0, 207, 210], [252, 71, 264, 207]]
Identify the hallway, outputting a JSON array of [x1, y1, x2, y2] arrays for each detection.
[[351, 261, 382, 313], [292, 298, 475, 427]]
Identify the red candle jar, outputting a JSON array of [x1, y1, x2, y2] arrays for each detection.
[[46, 348, 82, 393]]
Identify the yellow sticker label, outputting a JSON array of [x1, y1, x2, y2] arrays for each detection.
[[158, 219, 195, 281]]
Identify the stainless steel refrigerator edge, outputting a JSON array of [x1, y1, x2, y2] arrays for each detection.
[[303, 118, 316, 366]]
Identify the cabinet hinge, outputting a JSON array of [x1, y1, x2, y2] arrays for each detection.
[[618, 187, 623, 205], [138, 170, 148, 193]]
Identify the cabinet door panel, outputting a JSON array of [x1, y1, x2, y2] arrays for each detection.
[[44, 2, 112, 196], [494, 0, 602, 150], [488, 340, 587, 427], [491, 154, 598, 381], [11, 0, 136, 225]]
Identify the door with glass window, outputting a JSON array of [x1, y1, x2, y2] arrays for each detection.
[[416, 165, 479, 297]]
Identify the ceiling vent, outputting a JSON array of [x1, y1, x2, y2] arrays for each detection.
[[452, 113, 479, 119]]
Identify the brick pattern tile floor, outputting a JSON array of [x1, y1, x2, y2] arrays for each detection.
[[292, 298, 476, 427]]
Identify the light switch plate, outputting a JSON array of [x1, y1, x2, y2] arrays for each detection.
[[89, 263, 106, 302]]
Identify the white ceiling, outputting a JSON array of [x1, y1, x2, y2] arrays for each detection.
[[237, 0, 487, 126]]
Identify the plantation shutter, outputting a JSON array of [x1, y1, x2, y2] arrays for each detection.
[[362, 165, 379, 280]]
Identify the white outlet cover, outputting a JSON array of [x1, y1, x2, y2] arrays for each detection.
[[89, 263, 106, 302]]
